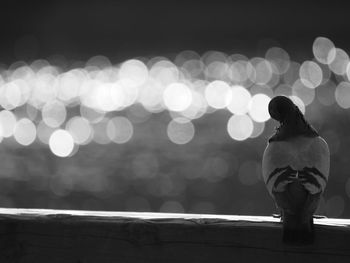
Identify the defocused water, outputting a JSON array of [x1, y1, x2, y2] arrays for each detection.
[[0, 37, 348, 217]]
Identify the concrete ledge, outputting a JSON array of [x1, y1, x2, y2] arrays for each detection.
[[0, 208, 349, 263]]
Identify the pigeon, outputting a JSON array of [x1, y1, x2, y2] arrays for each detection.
[[262, 96, 330, 244]]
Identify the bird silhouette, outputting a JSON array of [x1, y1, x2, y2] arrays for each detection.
[[262, 96, 330, 244]]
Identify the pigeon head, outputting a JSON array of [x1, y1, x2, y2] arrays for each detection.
[[268, 96, 297, 123]]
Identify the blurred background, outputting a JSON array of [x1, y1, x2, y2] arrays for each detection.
[[0, 0, 349, 218]]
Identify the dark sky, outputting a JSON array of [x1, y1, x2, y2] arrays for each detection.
[[0, 0, 348, 64]]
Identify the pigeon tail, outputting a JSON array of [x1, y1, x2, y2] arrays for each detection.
[[282, 212, 314, 244], [275, 180, 316, 244]]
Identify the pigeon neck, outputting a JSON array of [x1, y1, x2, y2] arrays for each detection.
[[269, 111, 319, 142]]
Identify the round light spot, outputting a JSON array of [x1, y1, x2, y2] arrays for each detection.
[[116, 79, 139, 108], [138, 79, 164, 112], [252, 58, 273, 85], [95, 83, 118, 112], [126, 104, 152, 123], [335, 81, 350, 109], [248, 94, 271, 122], [107, 116, 134, 144], [205, 61, 229, 80], [313, 37, 336, 64], [205, 80, 232, 109], [167, 118, 195, 144], [292, 79, 315, 106], [265, 47, 290, 74], [180, 90, 208, 120], [250, 121, 265, 138], [329, 48, 349, 75], [0, 110, 17, 137], [86, 55, 111, 69], [1, 82, 22, 110], [57, 70, 84, 103], [181, 59, 205, 79], [229, 60, 251, 84], [42, 100, 67, 128], [175, 50, 201, 66], [109, 82, 127, 110], [163, 83, 192, 112], [227, 85, 251, 115], [14, 118, 36, 146], [49, 129, 74, 157], [227, 114, 254, 141], [80, 105, 105, 123], [299, 61, 323, 89], [346, 63, 350, 81], [118, 59, 148, 87], [66, 116, 93, 145], [149, 60, 179, 86]]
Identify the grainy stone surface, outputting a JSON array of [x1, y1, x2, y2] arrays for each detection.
[[0, 208, 349, 263]]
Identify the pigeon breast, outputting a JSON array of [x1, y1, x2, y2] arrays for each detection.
[[262, 136, 330, 195]]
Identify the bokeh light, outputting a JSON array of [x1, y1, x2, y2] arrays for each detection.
[[250, 121, 265, 138], [335, 81, 350, 109], [57, 70, 84, 103], [227, 85, 251, 115], [229, 60, 253, 85], [119, 59, 148, 87], [299, 61, 323, 89], [313, 37, 336, 64], [265, 47, 290, 74], [66, 116, 93, 145], [329, 48, 349, 75], [167, 118, 195, 144], [163, 83, 192, 112], [49, 129, 74, 157], [292, 79, 315, 106], [0, 36, 350, 217], [138, 79, 164, 112], [14, 118, 36, 146], [251, 58, 273, 85], [248, 94, 271, 122], [0, 110, 17, 137], [42, 100, 67, 128], [107, 116, 134, 144], [227, 114, 253, 141], [205, 80, 232, 109]]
